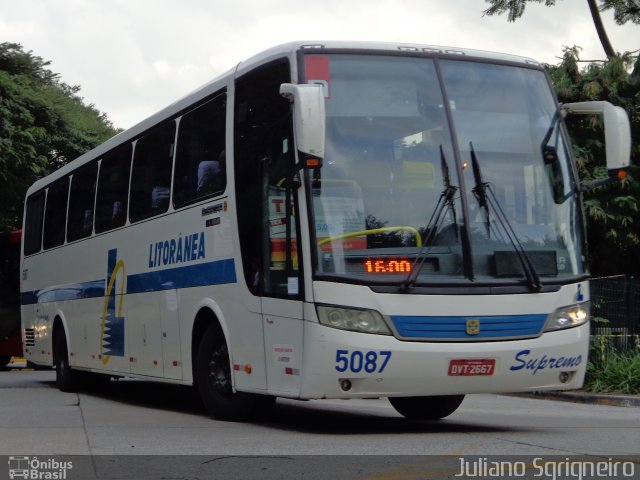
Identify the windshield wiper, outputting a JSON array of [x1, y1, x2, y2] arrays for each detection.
[[469, 142, 542, 292], [470, 142, 491, 237], [400, 146, 457, 292]]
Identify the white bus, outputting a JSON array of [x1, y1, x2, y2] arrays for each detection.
[[21, 41, 631, 421]]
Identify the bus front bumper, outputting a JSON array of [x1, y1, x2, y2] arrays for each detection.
[[299, 322, 589, 399]]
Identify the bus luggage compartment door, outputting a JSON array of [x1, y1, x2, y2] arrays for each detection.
[[262, 297, 304, 397]]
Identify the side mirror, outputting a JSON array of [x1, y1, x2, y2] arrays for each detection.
[[562, 101, 631, 180], [280, 83, 325, 169]]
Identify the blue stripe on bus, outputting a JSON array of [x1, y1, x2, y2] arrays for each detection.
[[20, 259, 237, 304], [389, 314, 547, 339], [126, 258, 237, 294]]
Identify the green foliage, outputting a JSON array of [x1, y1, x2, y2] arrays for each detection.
[[600, 0, 640, 24], [0, 42, 120, 230], [585, 335, 640, 394], [484, 0, 558, 22], [547, 46, 640, 275], [484, 0, 638, 59], [484, 0, 640, 25]]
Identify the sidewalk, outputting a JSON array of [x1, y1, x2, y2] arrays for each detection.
[[509, 390, 640, 408]]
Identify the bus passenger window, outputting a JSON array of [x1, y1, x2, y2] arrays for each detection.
[[173, 94, 226, 208], [130, 121, 176, 222], [67, 162, 98, 242], [24, 191, 46, 255], [95, 145, 132, 233], [43, 178, 70, 250]]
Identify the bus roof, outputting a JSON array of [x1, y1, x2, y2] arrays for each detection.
[[26, 40, 540, 195], [238, 40, 540, 71]]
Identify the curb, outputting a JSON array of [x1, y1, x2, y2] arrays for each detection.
[[507, 391, 640, 408]]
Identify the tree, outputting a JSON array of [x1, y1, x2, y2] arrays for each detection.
[[483, 0, 640, 58], [0, 43, 120, 230], [547, 46, 640, 274]]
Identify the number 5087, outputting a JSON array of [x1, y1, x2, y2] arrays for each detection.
[[335, 349, 392, 373]]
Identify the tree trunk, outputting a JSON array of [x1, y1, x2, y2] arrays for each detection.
[[587, 0, 616, 58]]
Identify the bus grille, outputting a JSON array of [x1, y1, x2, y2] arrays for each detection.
[[24, 329, 35, 346], [389, 314, 547, 341]]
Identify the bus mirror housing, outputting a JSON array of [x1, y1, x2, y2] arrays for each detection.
[[280, 83, 325, 169], [562, 101, 631, 186]]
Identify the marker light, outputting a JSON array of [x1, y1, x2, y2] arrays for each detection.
[[305, 157, 322, 168], [544, 302, 590, 332], [316, 305, 392, 335]]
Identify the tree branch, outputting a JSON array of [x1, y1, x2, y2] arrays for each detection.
[[587, 0, 617, 58]]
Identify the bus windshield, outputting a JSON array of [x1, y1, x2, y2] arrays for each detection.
[[306, 54, 585, 286]]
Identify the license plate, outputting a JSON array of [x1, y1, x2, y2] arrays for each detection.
[[448, 359, 496, 376]]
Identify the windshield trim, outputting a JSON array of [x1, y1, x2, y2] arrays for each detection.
[[314, 271, 586, 291], [313, 273, 591, 295], [433, 56, 476, 282], [296, 47, 546, 72]]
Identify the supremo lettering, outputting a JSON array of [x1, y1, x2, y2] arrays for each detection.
[[510, 349, 582, 375], [148, 232, 205, 268]]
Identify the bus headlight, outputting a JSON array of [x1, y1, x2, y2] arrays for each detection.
[[544, 302, 590, 332], [316, 305, 392, 335]]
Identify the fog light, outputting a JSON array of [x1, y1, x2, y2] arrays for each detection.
[[340, 379, 352, 391], [559, 371, 571, 384]]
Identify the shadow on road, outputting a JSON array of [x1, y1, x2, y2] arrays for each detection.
[[34, 376, 526, 435], [262, 400, 517, 435]]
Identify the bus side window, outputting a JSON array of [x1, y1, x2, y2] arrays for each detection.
[[173, 94, 227, 208], [129, 121, 176, 223], [95, 145, 132, 233], [24, 191, 46, 255], [67, 161, 98, 242], [43, 177, 70, 250]]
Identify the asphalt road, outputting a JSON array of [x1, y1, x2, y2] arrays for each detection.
[[0, 370, 640, 455], [1, 367, 639, 459]]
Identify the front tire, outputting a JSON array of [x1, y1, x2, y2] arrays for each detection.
[[54, 332, 79, 392], [196, 324, 274, 421], [389, 395, 465, 420]]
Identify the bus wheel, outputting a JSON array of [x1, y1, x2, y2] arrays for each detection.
[[389, 394, 465, 420], [0, 356, 11, 368], [196, 325, 275, 421], [53, 333, 79, 392]]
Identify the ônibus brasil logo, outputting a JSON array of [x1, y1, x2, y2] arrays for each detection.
[[8, 456, 73, 480]]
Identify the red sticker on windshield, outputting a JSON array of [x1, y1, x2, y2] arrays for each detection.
[[306, 55, 330, 98]]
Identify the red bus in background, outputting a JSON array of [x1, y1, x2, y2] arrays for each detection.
[[0, 230, 22, 367]]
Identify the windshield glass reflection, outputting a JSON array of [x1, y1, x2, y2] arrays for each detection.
[[306, 54, 585, 285]]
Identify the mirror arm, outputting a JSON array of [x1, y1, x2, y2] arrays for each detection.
[[579, 177, 614, 192]]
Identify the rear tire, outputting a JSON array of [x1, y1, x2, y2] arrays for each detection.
[[389, 394, 465, 420], [196, 324, 274, 421], [0, 356, 11, 368], [54, 332, 79, 392]]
